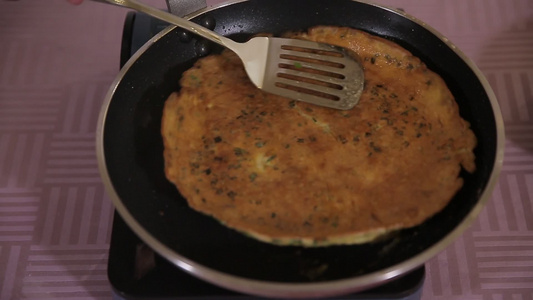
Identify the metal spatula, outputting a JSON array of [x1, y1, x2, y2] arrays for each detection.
[[91, 0, 365, 110]]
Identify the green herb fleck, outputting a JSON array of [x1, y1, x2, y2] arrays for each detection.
[[249, 172, 257, 182], [288, 100, 296, 108], [234, 147, 246, 156], [401, 106, 418, 116], [227, 191, 237, 200], [381, 117, 393, 126], [369, 142, 382, 153], [228, 163, 241, 169], [294, 62, 303, 69], [338, 135, 348, 144], [266, 154, 277, 163]]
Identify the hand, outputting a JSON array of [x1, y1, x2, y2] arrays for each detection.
[[67, 0, 83, 4]]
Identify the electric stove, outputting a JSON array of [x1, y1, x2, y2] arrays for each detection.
[[107, 11, 425, 300]]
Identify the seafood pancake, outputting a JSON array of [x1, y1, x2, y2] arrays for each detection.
[[161, 26, 477, 247]]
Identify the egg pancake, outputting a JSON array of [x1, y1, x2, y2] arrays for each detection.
[[161, 26, 477, 247]]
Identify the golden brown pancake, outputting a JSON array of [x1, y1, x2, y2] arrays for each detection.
[[161, 26, 476, 247]]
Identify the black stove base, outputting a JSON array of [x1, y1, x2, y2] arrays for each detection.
[[108, 212, 424, 300]]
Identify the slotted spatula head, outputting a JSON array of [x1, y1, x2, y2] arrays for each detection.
[[239, 37, 365, 110]]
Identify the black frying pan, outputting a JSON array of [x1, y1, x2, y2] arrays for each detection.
[[96, 0, 504, 298]]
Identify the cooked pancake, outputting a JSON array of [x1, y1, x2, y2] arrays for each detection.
[[161, 26, 477, 247]]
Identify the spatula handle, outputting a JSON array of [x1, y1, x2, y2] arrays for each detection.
[[89, 0, 236, 48]]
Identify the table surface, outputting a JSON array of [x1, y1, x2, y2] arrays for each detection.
[[1, 0, 532, 299]]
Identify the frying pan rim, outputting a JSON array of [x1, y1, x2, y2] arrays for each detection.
[[95, 0, 505, 298]]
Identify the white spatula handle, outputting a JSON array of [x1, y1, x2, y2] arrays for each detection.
[[90, 0, 238, 49]]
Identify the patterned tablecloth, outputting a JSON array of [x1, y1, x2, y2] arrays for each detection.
[[0, 0, 531, 299]]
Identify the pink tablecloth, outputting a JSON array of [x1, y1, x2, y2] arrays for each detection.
[[0, 0, 531, 299]]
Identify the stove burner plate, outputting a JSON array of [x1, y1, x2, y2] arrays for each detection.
[[108, 212, 424, 299]]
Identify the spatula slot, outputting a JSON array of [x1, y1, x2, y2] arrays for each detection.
[[279, 54, 345, 69], [276, 73, 343, 90], [278, 63, 345, 79], [274, 82, 341, 101], [280, 45, 344, 58]]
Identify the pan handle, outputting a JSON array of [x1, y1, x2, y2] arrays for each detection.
[[166, 0, 207, 17]]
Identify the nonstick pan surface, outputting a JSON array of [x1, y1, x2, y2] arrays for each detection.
[[97, 0, 504, 297]]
